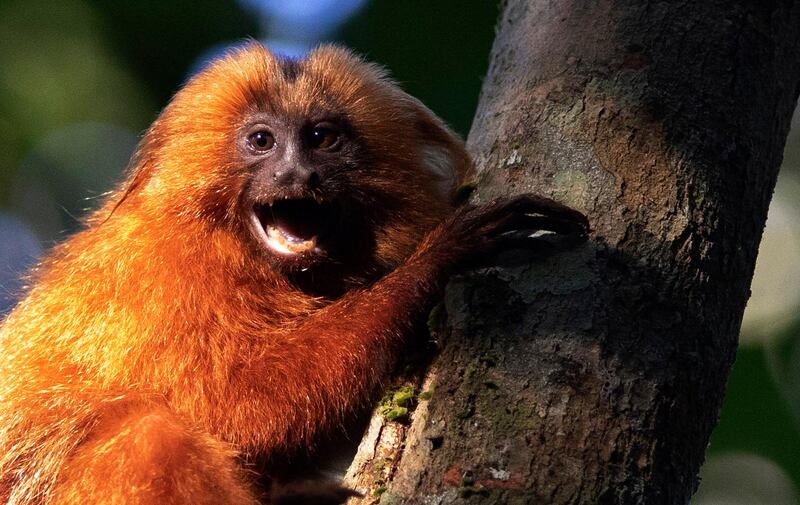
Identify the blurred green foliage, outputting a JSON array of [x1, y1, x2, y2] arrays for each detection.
[[85, 0, 259, 106], [0, 0, 149, 204], [1, 1, 799, 500], [339, 0, 498, 136], [709, 343, 800, 490]]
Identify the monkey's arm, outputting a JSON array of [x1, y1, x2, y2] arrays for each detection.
[[2, 196, 583, 505], [250, 195, 587, 447]]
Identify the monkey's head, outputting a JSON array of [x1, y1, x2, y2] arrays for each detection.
[[115, 44, 471, 288]]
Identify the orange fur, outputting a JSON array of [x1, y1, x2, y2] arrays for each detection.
[[0, 44, 471, 504], [0, 43, 587, 504]]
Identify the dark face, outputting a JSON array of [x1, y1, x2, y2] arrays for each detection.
[[134, 45, 464, 293], [238, 111, 375, 274]]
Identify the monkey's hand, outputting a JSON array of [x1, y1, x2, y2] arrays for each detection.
[[231, 195, 587, 467], [413, 194, 589, 273]]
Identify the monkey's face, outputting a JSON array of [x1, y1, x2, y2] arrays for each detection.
[[130, 44, 470, 281], [237, 110, 368, 271]]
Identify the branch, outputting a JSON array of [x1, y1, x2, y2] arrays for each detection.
[[346, 1, 800, 503]]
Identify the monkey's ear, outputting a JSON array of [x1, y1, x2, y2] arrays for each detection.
[[413, 107, 473, 203], [419, 142, 460, 199]]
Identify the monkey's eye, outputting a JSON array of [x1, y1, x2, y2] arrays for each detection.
[[247, 130, 276, 152], [309, 125, 340, 150]]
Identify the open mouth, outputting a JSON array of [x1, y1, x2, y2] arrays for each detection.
[[250, 198, 336, 257]]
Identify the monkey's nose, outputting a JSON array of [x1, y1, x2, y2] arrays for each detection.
[[273, 167, 321, 190]]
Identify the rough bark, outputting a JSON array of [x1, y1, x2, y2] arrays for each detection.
[[344, 1, 800, 503]]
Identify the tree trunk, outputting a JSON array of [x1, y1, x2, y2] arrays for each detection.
[[344, 1, 800, 503]]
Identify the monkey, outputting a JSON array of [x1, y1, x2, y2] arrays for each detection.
[[0, 43, 587, 504]]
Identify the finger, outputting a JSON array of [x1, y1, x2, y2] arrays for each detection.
[[481, 195, 589, 232], [488, 214, 588, 237], [508, 195, 589, 226], [493, 234, 558, 255]]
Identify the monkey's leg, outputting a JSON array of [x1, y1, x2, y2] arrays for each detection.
[[50, 406, 258, 505]]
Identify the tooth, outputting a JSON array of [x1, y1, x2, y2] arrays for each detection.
[[265, 225, 317, 255]]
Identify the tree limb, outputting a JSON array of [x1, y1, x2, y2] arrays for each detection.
[[346, 1, 800, 503]]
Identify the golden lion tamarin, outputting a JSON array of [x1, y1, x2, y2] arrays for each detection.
[[0, 44, 587, 504]]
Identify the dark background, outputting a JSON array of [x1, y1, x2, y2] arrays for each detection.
[[1, 2, 798, 502]]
